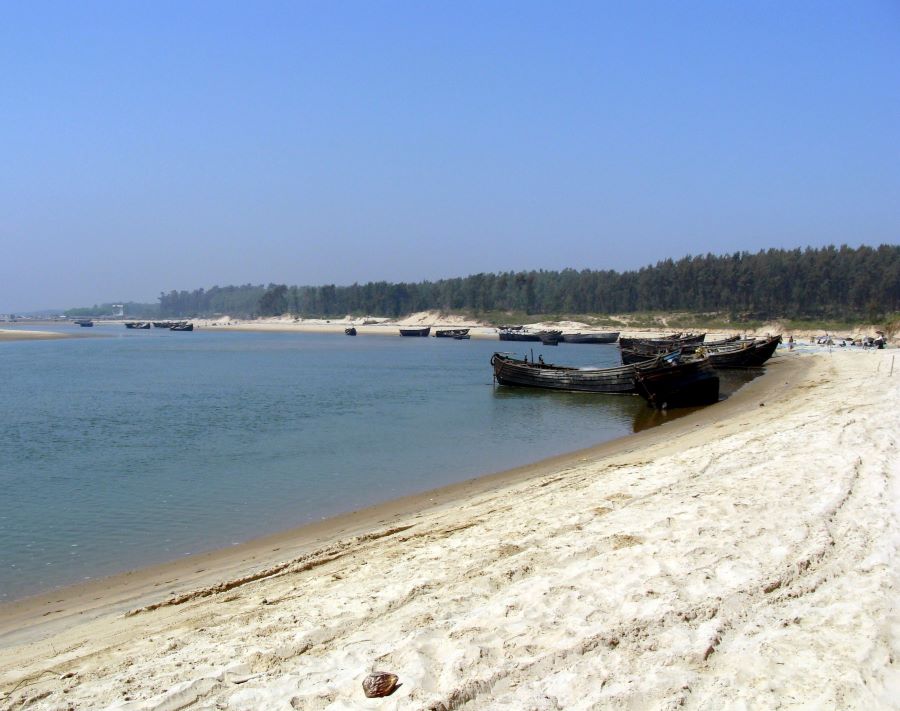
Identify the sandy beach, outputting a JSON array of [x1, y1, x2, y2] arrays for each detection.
[[2, 350, 898, 709]]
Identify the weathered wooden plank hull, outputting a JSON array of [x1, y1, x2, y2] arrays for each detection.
[[634, 358, 719, 409], [705, 335, 781, 368], [491, 353, 639, 393], [498, 331, 540, 341], [560, 332, 620, 344], [619, 333, 705, 350]]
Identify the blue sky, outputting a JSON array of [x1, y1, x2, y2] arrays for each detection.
[[1, 1, 898, 311]]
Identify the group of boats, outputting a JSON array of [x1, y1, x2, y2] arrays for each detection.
[[345, 326, 473, 339], [491, 331, 783, 410], [498, 327, 619, 345], [126, 321, 194, 331]]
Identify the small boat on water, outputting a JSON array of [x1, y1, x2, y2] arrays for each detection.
[[345, 327, 357, 336], [435, 328, 470, 338], [73, 319, 94, 327], [633, 356, 719, 409], [399, 326, 430, 337], [490, 351, 677, 394], [170, 323, 193, 331], [153, 321, 175, 328], [125, 321, 151, 329], [498, 328, 540, 342], [538, 330, 563, 346], [452, 334, 471, 340], [560, 332, 620, 344]]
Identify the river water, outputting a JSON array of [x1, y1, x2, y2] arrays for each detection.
[[0, 325, 758, 600]]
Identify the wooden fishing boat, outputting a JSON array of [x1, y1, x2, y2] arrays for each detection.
[[399, 326, 430, 337], [620, 335, 744, 363], [498, 328, 541, 341], [435, 328, 469, 338], [452, 334, 471, 340], [344, 327, 357, 336], [125, 321, 139, 329], [560, 332, 620, 344], [153, 321, 174, 328], [490, 352, 676, 394], [170, 323, 193, 331], [703, 335, 781, 368], [73, 319, 94, 327], [619, 333, 705, 350], [633, 356, 720, 409], [538, 330, 563, 345]]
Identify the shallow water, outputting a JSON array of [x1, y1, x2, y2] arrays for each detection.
[[0, 326, 759, 600]]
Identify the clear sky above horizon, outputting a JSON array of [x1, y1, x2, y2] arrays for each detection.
[[2, 1, 898, 311]]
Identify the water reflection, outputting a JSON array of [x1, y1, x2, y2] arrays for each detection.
[[492, 366, 766, 434]]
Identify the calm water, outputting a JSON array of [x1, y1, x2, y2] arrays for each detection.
[[0, 325, 758, 601]]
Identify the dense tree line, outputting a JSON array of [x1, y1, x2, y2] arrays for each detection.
[[64, 301, 159, 318], [155, 245, 900, 320]]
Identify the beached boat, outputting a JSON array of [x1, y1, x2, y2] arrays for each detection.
[[633, 356, 719, 409], [344, 327, 357, 336], [73, 319, 94, 327], [620, 335, 744, 364], [490, 352, 675, 394], [560, 332, 620, 344], [170, 323, 193, 332], [703, 335, 782, 368], [125, 321, 151, 329], [435, 328, 469, 338], [399, 326, 430, 337], [618, 333, 706, 350], [152, 321, 174, 328]]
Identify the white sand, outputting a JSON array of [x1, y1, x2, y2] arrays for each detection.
[[2, 351, 899, 709]]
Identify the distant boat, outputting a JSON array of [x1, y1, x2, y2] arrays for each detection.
[[633, 356, 719, 409], [560, 332, 619, 344], [538, 331, 563, 345], [399, 327, 430, 337], [345, 327, 357, 336], [170, 323, 193, 332], [498, 328, 540, 342], [152, 321, 174, 328], [73, 319, 93, 327], [125, 322, 150, 329], [435, 328, 469, 338]]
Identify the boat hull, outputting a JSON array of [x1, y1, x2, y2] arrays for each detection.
[[560, 332, 620, 344], [634, 358, 720, 409], [491, 353, 645, 394], [399, 327, 430, 337]]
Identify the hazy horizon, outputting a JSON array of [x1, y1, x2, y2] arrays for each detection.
[[2, 2, 898, 312]]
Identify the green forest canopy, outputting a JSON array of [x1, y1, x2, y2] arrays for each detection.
[[144, 245, 900, 321]]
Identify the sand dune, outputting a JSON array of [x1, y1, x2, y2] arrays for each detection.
[[2, 351, 898, 709]]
